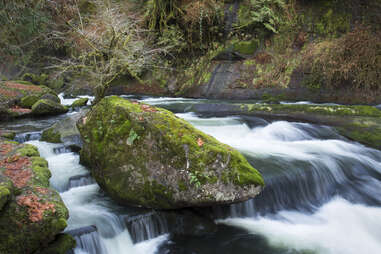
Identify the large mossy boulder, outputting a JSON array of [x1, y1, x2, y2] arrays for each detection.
[[0, 139, 74, 254], [78, 96, 264, 209], [31, 99, 68, 116]]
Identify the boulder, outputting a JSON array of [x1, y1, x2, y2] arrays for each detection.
[[31, 99, 68, 116], [78, 96, 264, 209], [41, 109, 88, 149], [0, 81, 60, 118], [41, 93, 61, 104], [0, 139, 72, 254], [71, 98, 89, 108]]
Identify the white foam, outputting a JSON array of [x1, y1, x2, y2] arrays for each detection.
[[219, 197, 381, 254], [58, 93, 94, 106]]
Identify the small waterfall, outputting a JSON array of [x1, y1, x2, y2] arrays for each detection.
[[66, 226, 107, 254], [28, 139, 167, 254], [53, 146, 73, 154], [14, 131, 41, 143], [66, 173, 95, 191], [125, 212, 169, 243]]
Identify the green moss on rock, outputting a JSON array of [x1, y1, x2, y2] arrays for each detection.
[[35, 234, 76, 254], [41, 128, 62, 143], [241, 103, 381, 117], [41, 93, 61, 104], [16, 144, 40, 157], [0, 131, 16, 140], [78, 96, 263, 209], [31, 99, 68, 116], [0, 177, 12, 211], [233, 39, 259, 55], [0, 140, 70, 254], [20, 95, 40, 108], [71, 97, 89, 108]]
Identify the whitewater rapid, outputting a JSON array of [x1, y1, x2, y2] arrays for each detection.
[[177, 112, 381, 254], [27, 141, 167, 254]]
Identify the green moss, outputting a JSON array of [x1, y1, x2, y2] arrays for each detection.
[[0, 186, 11, 211], [0, 140, 70, 254], [31, 99, 68, 116], [233, 39, 260, 55], [4, 140, 19, 145], [30, 157, 51, 187], [20, 95, 40, 108], [71, 97, 89, 108], [41, 128, 62, 143], [16, 144, 40, 157], [36, 234, 76, 254], [241, 103, 381, 117], [11, 80, 35, 86], [0, 132, 16, 140]]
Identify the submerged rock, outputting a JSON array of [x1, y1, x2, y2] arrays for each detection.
[[0, 139, 72, 254], [31, 99, 68, 116], [78, 96, 264, 209]]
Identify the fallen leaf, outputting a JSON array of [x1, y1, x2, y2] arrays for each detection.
[[141, 104, 157, 112], [17, 194, 55, 222], [197, 138, 204, 147]]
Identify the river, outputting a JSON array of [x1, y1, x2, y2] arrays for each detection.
[[4, 96, 381, 254]]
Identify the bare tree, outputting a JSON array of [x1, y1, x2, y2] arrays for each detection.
[[50, 0, 167, 103]]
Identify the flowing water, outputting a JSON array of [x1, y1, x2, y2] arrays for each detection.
[[3, 96, 381, 254]]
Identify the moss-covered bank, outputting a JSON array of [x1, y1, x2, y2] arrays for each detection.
[[0, 139, 74, 253]]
